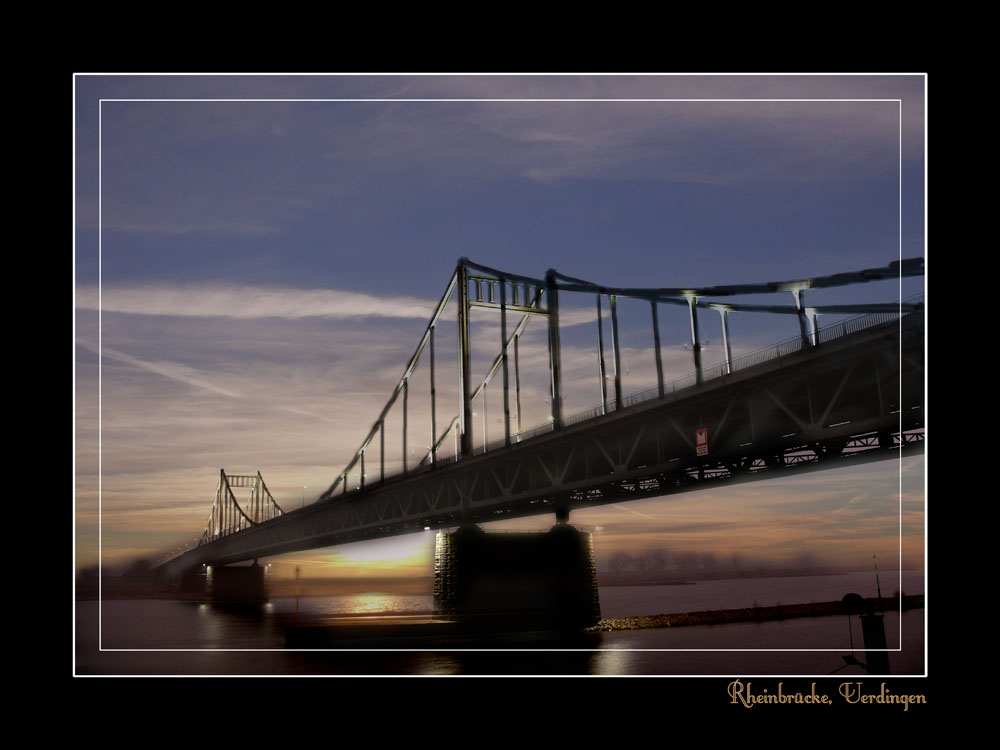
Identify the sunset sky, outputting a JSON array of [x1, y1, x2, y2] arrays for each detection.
[[73, 74, 926, 583]]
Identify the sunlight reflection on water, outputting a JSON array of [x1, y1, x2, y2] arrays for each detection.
[[271, 593, 432, 618]]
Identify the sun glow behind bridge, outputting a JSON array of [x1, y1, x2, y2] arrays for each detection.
[[267, 531, 437, 579]]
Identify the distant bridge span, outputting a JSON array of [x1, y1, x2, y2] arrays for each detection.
[[157, 255, 923, 577]]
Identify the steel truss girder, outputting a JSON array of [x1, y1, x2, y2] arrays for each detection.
[[317, 258, 923, 501], [163, 313, 923, 573]]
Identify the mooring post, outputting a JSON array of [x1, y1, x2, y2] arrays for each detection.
[[861, 613, 891, 674], [546, 269, 563, 428]]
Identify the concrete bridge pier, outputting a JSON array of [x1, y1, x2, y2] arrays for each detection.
[[204, 561, 268, 603], [433, 520, 600, 630], [177, 565, 206, 595]]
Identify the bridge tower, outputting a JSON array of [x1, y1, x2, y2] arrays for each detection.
[[177, 470, 283, 602], [200, 470, 284, 544]]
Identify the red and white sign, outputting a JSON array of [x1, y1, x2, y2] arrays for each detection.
[[695, 428, 709, 456]]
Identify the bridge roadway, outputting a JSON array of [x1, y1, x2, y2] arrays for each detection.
[[159, 309, 923, 576]]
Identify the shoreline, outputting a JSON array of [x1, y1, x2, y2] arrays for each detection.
[[589, 595, 924, 632], [76, 594, 924, 633], [77, 569, 922, 602]]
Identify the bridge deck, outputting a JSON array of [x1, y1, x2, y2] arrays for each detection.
[[159, 309, 923, 574]]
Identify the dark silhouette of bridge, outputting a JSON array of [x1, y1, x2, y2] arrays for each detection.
[[155, 257, 924, 576]]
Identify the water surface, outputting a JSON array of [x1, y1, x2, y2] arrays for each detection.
[[76, 572, 925, 676]]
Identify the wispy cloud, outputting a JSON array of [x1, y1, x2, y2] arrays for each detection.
[[77, 338, 243, 398], [77, 281, 632, 328], [77, 335, 351, 428], [77, 283, 436, 320]]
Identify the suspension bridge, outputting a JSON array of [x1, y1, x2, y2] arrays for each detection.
[[154, 257, 924, 580]]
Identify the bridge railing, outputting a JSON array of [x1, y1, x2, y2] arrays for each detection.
[[240, 293, 922, 482], [473, 293, 922, 454], [817, 308, 903, 344], [190, 293, 921, 500]]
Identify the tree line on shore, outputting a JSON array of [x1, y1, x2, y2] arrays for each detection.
[[598, 548, 839, 580]]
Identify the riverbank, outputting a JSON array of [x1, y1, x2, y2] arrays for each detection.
[[590, 594, 924, 632]]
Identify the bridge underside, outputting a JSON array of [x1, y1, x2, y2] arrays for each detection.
[[160, 315, 923, 576]]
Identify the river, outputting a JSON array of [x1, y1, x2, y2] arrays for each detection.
[[75, 571, 925, 676]]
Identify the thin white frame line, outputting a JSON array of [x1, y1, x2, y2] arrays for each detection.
[[99, 648, 908, 653], [97, 98, 903, 103], [898, 99, 904, 648], [70, 672, 916, 680], [98, 98, 103, 651], [72, 78, 78, 673], [90, 95, 919, 667], [77, 73, 927, 77], [923, 78, 929, 675]]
